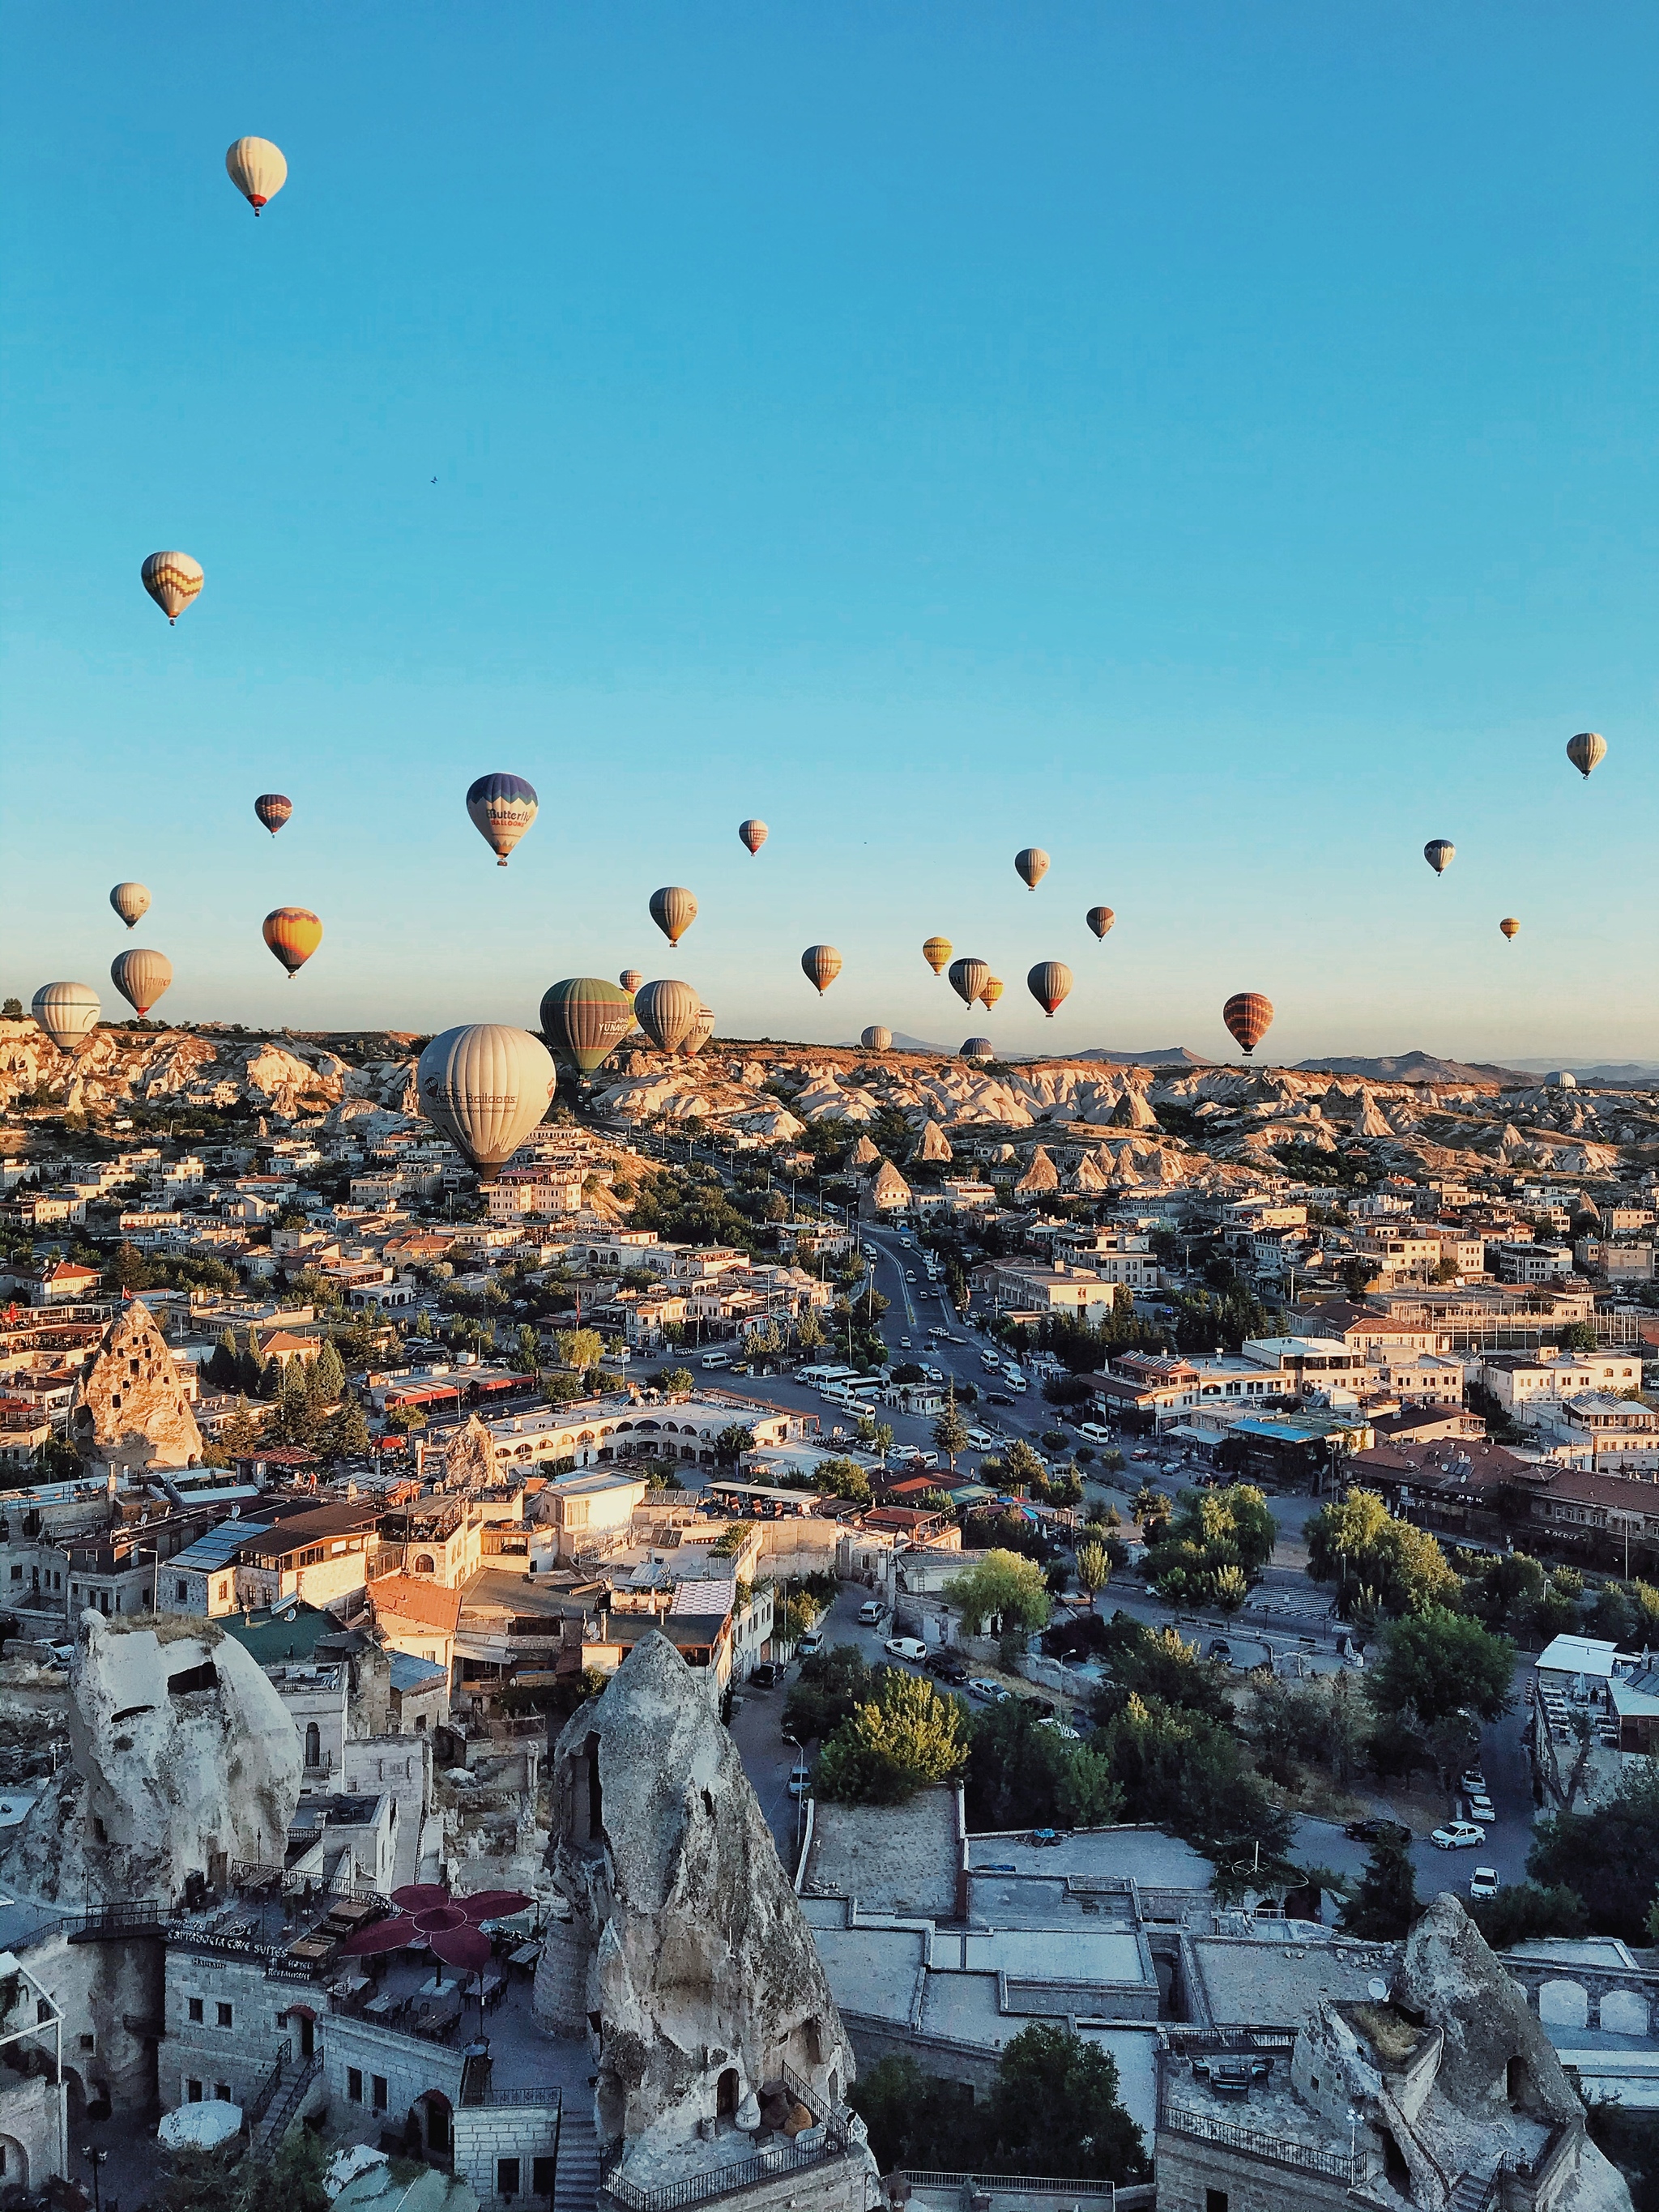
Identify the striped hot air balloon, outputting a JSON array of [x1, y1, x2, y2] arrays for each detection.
[[634, 979, 701, 1055], [1085, 906, 1115, 940], [1222, 991, 1273, 1056], [255, 794, 293, 837], [1027, 961, 1073, 1018], [225, 136, 288, 213], [416, 1025, 557, 1180], [619, 969, 643, 995], [738, 819, 768, 855], [110, 882, 151, 930], [801, 945, 842, 995], [860, 1026, 893, 1052], [31, 982, 100, 1051], [262, 907, 323, 977], [1566, 731, 1606, 780], [1423, 841, 1455, 876], [110, 949, 173, 1019], [1015, 847, 1050, 891], [949, 957, 990, 1008], [141, 552, 203, 624], [1499, 917, 1520, 942], [539, 978, 636, 1078], [467, 774, 539, 866], [922, 936, 952, 976], [649, 886, 697, 945], [961, 1038, 993, 1060]]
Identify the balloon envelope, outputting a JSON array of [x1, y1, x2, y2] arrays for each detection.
[[1499, 917, 1520, 941], [262, 908, 322, 976], [1222, 991, 1274, 1056], [801, 944, 842, 994], [31, 982, 100, 1051], [417, 1025, 557, 1178], [738, 819, 768, 855], [225, 135, 287, 210], [141, 552, 203, 624], [981, 977, 1004, 1008], [1566, 731, 1606, 779], [539, 978, 635, 1077], [682, 1004, 716, 1059], [1085, 906, 1115, 940], [922, 936, 952, 976], [618, 970, 642, 995], [962, 1037, 993, 1060], [860, 1026, 893, 1051], [1015, 847, 1050, 891], [634, 979, 701, 1055], [254, 794, 292, 837], [649, 887, 697, 945], [467, 774, 539, 866], [1026, 961, 1072, 1018], [110, 882, 151, 930], [1423, 840, 1455, 876], [949, 957, 990, 1008], [110, 949, 173, 1018]]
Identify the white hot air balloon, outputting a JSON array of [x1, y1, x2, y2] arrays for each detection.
[[225, 137, 288, 214], [110, 882, 151, 930], [110, 949, 173, 1020], [416, 1025, 557, 1180], [31, 982, 100, 1052], [141, 552, 204, 624]]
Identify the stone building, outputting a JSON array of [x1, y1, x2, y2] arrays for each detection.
[[70, 1298, 203, 1472]]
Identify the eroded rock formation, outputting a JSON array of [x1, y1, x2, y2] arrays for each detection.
[[71, 1298, 203, 1470]]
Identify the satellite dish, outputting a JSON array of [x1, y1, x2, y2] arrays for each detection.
[[1367, 1976, 1388, 2001]]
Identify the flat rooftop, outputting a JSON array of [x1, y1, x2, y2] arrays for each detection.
[[803, 1786, 961, 1918], [1190, 1932, 1400, 2028]]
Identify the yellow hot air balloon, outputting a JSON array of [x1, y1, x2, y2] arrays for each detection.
[[1566, 731, 1607, 780], [110, 949, 173, 1019], [416, 1025, 557, 1180], [31, 982, 100, 1051], [650, 886, 697, 945], [110, 882, 151, 930], [922, 936, 952, 977], [225, 136, 288, 213], [262, 907, 323, 977], [801, 944, 842, 995], [1015, 847, 1050, 891], [1499, 916, 1520, 942], [981, 976, 1004, 1009], [141, 552, 203, 624]]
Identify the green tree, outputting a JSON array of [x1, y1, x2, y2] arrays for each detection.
[[932, 1389, 970, 1472], [944, 1549, 1053, 1637], [1306, 1489, 1461, 1615], [110, 1238, 152, 1292], [816, 1669, 970, 1804], [783, 1644, 875, 1742], [1004, 1438, 1047, 1490], [271, 1363, 318, 1446], [1364, 1607, 1514, 1733], [795, 1307, 825, 1350], [205, 1329, 240, 1392], [965, 1697, 1122, 1832], [515, 1323, 542, 1373], [659, 1366, 694, 1396], [848, 2056, 978, 2173], [714, 1423, 757, 1464], [1340, 1831, 1420, 1938], [384, 1400, 428, 1434], [0, 997, 20, 1018], [310, 1339, 346, 1404], [1470, 1880, 1590, 1950], [1528, 1760, 1659, 1941], [1074, 1540, 1113, 1611], [322, 1392, 370, 1461], [557, 1326, 606, 1372], [1098, 1691, 1291, 1859], [812, 1455, 873, 1507], [979, 2024, 1149, 2184], [1090, 1616, 1230, 1724], [1562, 1320, 1599, 1353], [218, 1396, 267, 1457], [541, 1371, 590, 1407], [1142, 1483, 1276, 1605]]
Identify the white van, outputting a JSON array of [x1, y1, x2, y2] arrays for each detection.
[[1005, 1373, 1028, 1394], [700, 1351, 731, 1370], [1078, 1422, 1115, 1446]]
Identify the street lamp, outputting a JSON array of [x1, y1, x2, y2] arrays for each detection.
[[83, 2146, 107, 2212]]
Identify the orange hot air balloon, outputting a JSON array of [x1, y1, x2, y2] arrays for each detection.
[[1026, 961, 1072, 1019], [1086, 906, 1115, 940], [1499, 917, 1520, 942], [981, 976, 1004, 1008], [1222, 991, 1273, 1056], [801, 944, 842, 995], [922, 936, 952, 976], [619, 969, 643, 995], [738, 819, 768, 855], [262, 907, 323, 978], [1015, 847, 1050, 892]]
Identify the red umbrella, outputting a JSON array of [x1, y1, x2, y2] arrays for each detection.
[[341, 1916, 419, 1957], [459, 1890, 533, 1924], [412, 1904, 471, 1935], [391, 1883, 452, 1913], [429, 1924, 492, 1975]]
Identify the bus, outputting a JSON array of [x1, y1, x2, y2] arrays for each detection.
[[798, 1364, 860, 1388]]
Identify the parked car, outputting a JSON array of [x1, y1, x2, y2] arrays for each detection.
[[787, 1763, 812, 1800], [748, 1663, 778, 1690], [1467, 1794, 1496, 1824], [1345, 1818, 1413, 1845], [885, 1635, 929, 1662], [1469, 1867, 1500, 1900], [925, 1652, 970, 1684], [857, 1600, 884, 1626], [797, 1630, 823, 1656], [988, 1392, 1014, 1407], [1430, 1821, 1486, 1850], [1460, 1770, 1486, 1796], [1131, 1448, 1154, 1460], [967, 1678, 1011, 1703], [1036, 1718, 1081, 1741], [1206, 1639, 1233, 1662]]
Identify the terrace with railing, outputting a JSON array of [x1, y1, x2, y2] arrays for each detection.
[[601, 2064, 858, 2212]]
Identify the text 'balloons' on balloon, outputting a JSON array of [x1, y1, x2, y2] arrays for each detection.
[[683, 1004, 716, 1059], [255, 794, 293, 837], [1566, 731, 1607, 780], [618, 970, 642, 996], [225, 136, 287, 212], [860, 1026, 893, 1052], [948, 957, 989, 1008], [1015, 847, 1050, 892], [961, 1037, 993, 1060], [110, 883, 151, 930], [922, 936, 952, 977], [141, 552, 203, 625], [262, 907, 323, 978], [110, 950, 173, 1019], [31, 982, 100, 1052], [1026, 961, 1073, 1019], [1222, 991, 1273, 1057], [1085, 906, 1115, 940], [981, 976, 1004, 1009], [1423, 840, 1456, 877], [417, 1025, 557, 1180], [649, 886, 697, 945], [801, 945, 842, 995], [1499, 917, 1521, 942], [539, 978, 636, 1079], [634, 979, 701, 1055], [466, 774, 539, 867], [738, 820, 768, 855]]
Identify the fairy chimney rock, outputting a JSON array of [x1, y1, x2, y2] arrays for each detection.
[[72, 1297, 203, 1470], [443, 1412, 496, 1490], [911, 1120, 953, 1166], [847, 1134, 881, 1169], [868, 1158, 911, 1210], [1015, 1144, 1060, 1195]]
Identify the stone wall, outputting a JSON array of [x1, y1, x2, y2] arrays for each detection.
[[1153, 2130, 1351, 2212], [452, 2099, 561, 2211], [19, 1924, 164, 2116], [320, 2014, 465, 2146], [838, 2012, 1000, 2098], [599, 2146, 869, 2212], [0, 2069, 67, 2197], [340, 1736, 435, 1890], [162, 1950, 296, 2111]]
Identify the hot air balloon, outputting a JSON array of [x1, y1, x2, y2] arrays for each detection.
[[618, 969, 642, 996], [634, 979, 701, 1055], [1222, 991, 1273, 1056], [1423, 840, 1455, 876], [922, 936, 952, 977], [1085, 906, 1115, 940], [539, 978, 635, 1078], [255, 794, 292, 837], [262, 907, 323, 977], [30, 982, 100, 1052], [1566, 731, 1606, 780], [684, 1004, 717, 1058], [649, 886, 697, 945], [738, 820, 768, 855], [466, 774, 539, 867], [981, 977, 1004, 1009], [1015, 847, 1050, 892], [949, 957, 990, 1008], [225, 136, 288, 213], [110, 950, 173, 1019], [109, 883, 150, 930], [860, 1026, 893, 1052], [1027, 961, 1072, 1019], [801, 945, 842, 995], [961, 1038, 993, 1060], [141, 552, 203, 624], [416, 1025, 557, 1180], [1499, 916, 1520, 942]]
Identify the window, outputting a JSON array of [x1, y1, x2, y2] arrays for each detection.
[[215, 2084, 232, 2103], [177, 1580, 190, 1603], [8, 1565, 19, 1582], [531, 2159, 555, 2199], [37, 2000, 51, 2024], [80, 2033, 96, 2052], [1205, 2194, 1229, 2212], [497, 2160, 521, 2198], [187, 2080, 203, 2103], [216, 2002, 233, 2028], [348, 2069, 364, 2104], [372, 2076, 388, 2112]]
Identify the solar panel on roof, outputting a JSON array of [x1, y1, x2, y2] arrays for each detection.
[[168, 1521, 272, 1571]]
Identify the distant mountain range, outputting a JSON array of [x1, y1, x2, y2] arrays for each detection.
[[1507, 1059, 1659, 1084], [1288, 1051, 1537, 1085], [1070, 1046, 1214, 1067]]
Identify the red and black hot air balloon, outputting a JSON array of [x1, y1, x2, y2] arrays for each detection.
[[1222, 991, 1274, 1057], [254, 794, 293, 837]]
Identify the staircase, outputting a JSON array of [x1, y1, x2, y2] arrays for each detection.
[[1448, 2170, 1500, 2212], [553, 2107, 599, 2212], [254, 2052, 322, 2150]]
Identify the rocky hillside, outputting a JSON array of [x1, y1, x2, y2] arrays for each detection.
[[0, 1020, 420, 1124]]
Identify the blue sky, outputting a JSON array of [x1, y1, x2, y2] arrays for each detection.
[[3, 2, 1654, 1064]]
